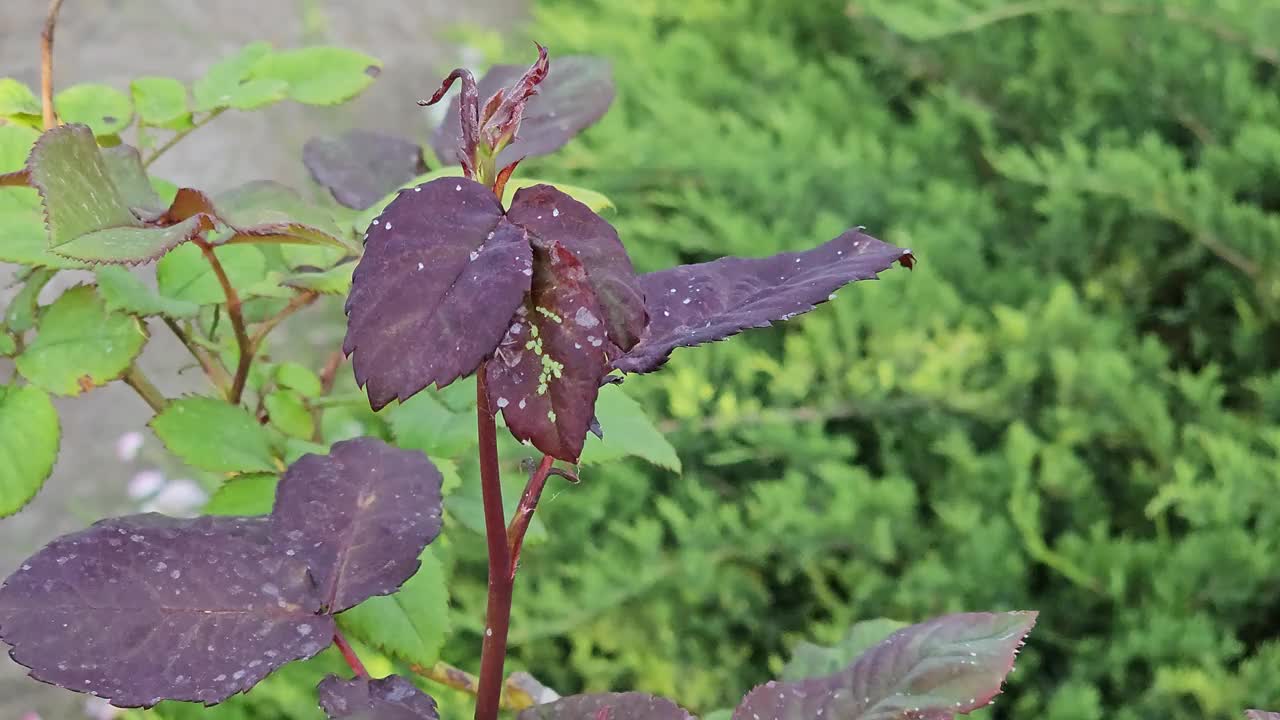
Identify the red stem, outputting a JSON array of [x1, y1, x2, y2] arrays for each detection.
[[333, 629, 367, 679], [195, 239, 251, 404], [507, 455, 555, 577], [474, 364, 512, 720]]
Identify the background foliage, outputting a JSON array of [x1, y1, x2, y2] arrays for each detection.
[[4, 1, 1280, 719]]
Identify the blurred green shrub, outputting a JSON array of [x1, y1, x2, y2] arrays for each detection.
[[434, 1, 1280, 718]]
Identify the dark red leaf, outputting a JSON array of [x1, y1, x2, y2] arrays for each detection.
[[615, 229, 911, 374], [272, 437, 443, 613], [303, 130, 427, 210], [419, 69, 480, 177], [486, 240, 612, 462], [343, 177, 533, 409], [519, 693, 694, 720], [507, 184, 646, 351], [317, 674, 440, 719], [431, 55, 615, 168], [479, 44, 549, 151], [0, 515, 334, 708], [732, 611, 1036, 720]]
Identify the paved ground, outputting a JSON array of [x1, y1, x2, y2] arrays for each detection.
[[0, 1, 522, 716]]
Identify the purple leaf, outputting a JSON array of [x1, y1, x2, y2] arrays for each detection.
[[431, 55, 615, 168], [1247, 713, 1280, 720], [0, 514, 334, 708], [519, 692, 694, 720], [343, 177, 533, 409], [615, 229, 912, 374], [303, 130, 427, 210], [732, 611, 1036, 720], [272, 437, 443, 613], [507, 184, 646, 350], [317, 674, 440, 720], [486, 240, 613, 462]]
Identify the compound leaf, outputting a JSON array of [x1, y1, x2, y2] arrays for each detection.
[[56, 214, 213, 264], [337, 548, 450, 668], [317, 674, 439, 720], [732, 611, 1037, 720], [486, 240, 611, 462], [130, 77, 190, 127], [519, 693, 693, 720], [150, 396, 276, 473], [578, 384, 679, 471], [431, 55, 614, 167], [251, 48, 382, 106], [27, 124, 139, 245], [204, 473, 279, 516], [54, 83, 132, 136], [344, 177, 532, 410], [271, 437, 443, 613], [0, 514, 335, 707], [303, 130, 425, 210], [213, 180, 354, 252], [0, 384, 59, 518], [616, 229, 912, 374], [96, 265, 201, 319], [14, 286, 147, 396], [193, 42, 287, 112]]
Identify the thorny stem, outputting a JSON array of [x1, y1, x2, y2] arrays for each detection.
[[332, 629, 367, 679], [507, 455, 556, 576], [162, 317, 233, 393], [195, 240, 251, 404], [121, 365, 168, 413], [40, 0, 65, 130], [248, 290, 319, 349], [144, 108, 226, 168], [474, 364, 512, 720]]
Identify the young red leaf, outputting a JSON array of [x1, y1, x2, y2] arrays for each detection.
[[486, 240, 612, 462], [303, 130, 427, 210], [732, 611, 1036, 720], [272, 437, 444, 613], [431, 54, 614, 167], [344, 177, 533, 409], [0, 515, 334, 708], [615, 229, 912, 374], [507, 184, 646, 351], [419, 68, 480, 177], [519, 692, 694, 720], [317, 674, 440, 720]]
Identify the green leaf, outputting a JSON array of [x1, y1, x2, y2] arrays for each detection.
[[250, 47, 382, 106], [579, 384, 681, 471], [150, 396, 277, 473], [781, 619, 909, 681], [0, 190, 92, 269], [283, 262, 354, 295], [204, 472, 278, 516], [213, 180, 355, 253], [130, 77, 190, 127], [0, 78, 41, 123], [0, 333, 14, 356], [100, 144, 168, 220], [0, 384, 59, 518], [276, 362, 323, 397], [265, 389, 314, 439], [282, 437, 330, 465], [193, 42, 288, 112], [338, 547, 451, 667], [53, 83, 132, 136], [95, 265, 201, 318], [14, 286, 147, 395], [4, 268, 55, 334], [447, 461, 547, 542], [0, 123, 39, 171], [55, 214, 213, 264], [386, 390, 477, 457], [156, 243, 267, 304], [27, 124, 137, 245]]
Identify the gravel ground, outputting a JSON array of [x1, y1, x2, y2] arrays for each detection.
[[0, 1, 522, 716]]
